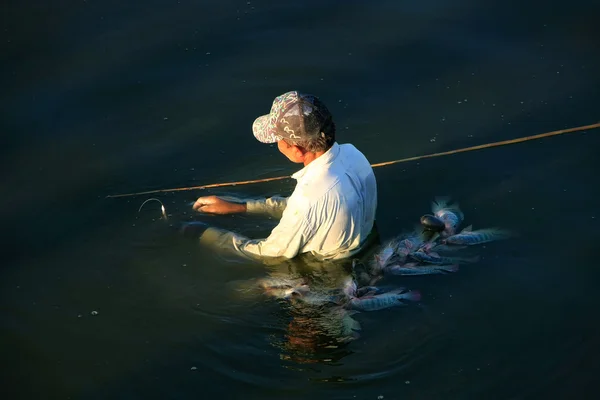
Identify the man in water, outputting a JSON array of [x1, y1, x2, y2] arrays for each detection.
[[190, 91, 378, 261]]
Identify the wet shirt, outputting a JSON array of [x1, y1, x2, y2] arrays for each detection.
[[199, 142, 378, 261]]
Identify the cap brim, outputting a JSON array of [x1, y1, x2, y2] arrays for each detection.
[[252, 114, 279, 143]]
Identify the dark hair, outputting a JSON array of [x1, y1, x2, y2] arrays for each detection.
[[285, 119, 336, 153]]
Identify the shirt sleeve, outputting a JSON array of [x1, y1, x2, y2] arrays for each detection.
[[245, 196, 288, 219], [198, 201, 310, 261]]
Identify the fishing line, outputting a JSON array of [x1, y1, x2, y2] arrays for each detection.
[[138, 198, 167, 220], [107, 121, 599, 199]]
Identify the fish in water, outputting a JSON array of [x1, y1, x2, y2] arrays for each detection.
[[341, 276, 358, 298], [431, 197, 464, 236], [394, 229, 428, 259], [263, 284, 310, 300], [371, 237, 400, 272], [351, 260, 383, 287], [256, 275, 311, 300], [409, 250, 480, 265], [427, 243, 467, 253], [397, 237, 417, 255], [347, 288, 421, 311], [356, 285, 385, 297], [444, 226, 512, 245], [386, 262, 459, 276], [258, 276, 306, 290], [420, 214, 446, 232]]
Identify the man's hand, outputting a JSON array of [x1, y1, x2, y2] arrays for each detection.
[[192, 195, 247, 214]]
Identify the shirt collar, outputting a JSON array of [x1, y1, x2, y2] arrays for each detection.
[[291, 142, 340, 181]]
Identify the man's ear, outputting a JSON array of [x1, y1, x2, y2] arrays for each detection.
[[291, 144, 306, 159]]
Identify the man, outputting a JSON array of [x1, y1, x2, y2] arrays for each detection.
[[191, 91, 378, 261]]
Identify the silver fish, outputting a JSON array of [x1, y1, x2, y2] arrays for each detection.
[[409, 250, 479, 265], [371, 237, 400, 272], [386, 263, 459, 276], [397, 238, 417, 256], [432, 197, 464, 236], [356, 285, 384, 297], [444, 226, 512, 245], [348, 288, 421, 311], [394, 229, 429, 260], [258, 276, 306, 290], [341, 276, 358, 298], [263, 284, 310, 299], [426, 243, 467, 252], [258, 275, 310, 300]]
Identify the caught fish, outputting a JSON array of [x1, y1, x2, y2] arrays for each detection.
[[417, 239, 439, 253], [258, 276, 306, 290], [395, 229, 429, 258], [356, 285, 384, 297], [256, 275, 311, 300], [371, 238, 400, 272], [371, 229, 431, 270], [348, 288, 421, 311], [427, 243, 467, 253], [264, 284, 310, 299], [444, 226, 512, 245], [341, 276, 357, 298], [409, 250, 480, 265], [351, 260, 384, 288], [420, 214, 446, 232], [431, 197, 464, 236], [397, 238, 417, 256], [386, 263, 459, 276]]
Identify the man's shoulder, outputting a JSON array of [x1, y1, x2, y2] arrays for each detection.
[[292, 170, 340, 202], [335, 143, 375, 178], [290, 143, 374, 206], [338, 142, 368, 159], [339, 143, 369, 163], [289, 168, 343, 211]]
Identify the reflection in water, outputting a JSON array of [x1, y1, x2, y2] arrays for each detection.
[[278, 305, 357, 365], [250, 251, 377, 365]]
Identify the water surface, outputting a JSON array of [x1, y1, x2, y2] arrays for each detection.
[[2, 1, 599, 399]]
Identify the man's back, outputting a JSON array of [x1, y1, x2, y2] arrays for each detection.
[[283, 142, 378, 259]]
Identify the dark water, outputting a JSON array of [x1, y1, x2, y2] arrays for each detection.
[[2, 0, 600, 399]]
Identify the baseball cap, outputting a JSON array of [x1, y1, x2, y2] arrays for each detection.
[[252, 91, 333, 144]]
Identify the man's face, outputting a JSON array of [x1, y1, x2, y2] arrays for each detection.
[[277, 140, 304, 163]]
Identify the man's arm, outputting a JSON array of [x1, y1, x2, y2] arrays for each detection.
[[193, 195, 288, 219], [197, 201, 309, 261], [246, 196, 288, 219]]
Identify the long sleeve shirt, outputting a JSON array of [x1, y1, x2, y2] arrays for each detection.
[[199, 142, 378, 261]]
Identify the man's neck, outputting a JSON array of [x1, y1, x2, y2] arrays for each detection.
[[302, 150, 326, 167]]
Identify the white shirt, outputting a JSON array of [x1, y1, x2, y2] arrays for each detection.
[[199, 142, 378, 260]]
